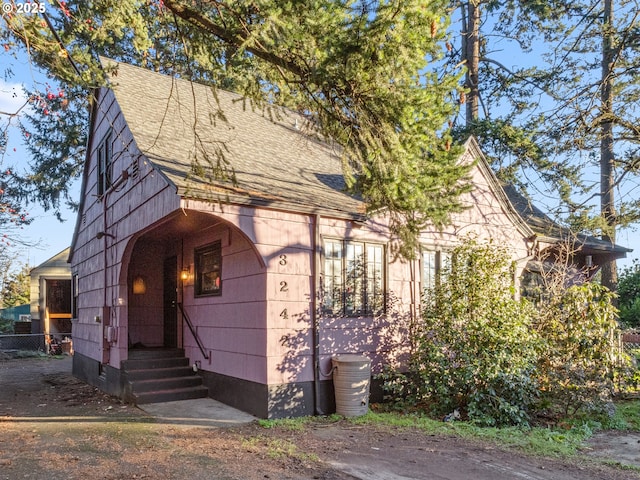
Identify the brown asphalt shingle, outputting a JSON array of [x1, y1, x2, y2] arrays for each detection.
[[103, 58, 365, 219]]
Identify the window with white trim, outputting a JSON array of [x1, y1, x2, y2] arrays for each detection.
[[322, 239, 385, 316], [421, 248, 450, 292]]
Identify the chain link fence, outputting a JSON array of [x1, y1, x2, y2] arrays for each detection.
[[622, 330, 640, 355], [0, 333, 72, 355], [622, 330, 640, 380]]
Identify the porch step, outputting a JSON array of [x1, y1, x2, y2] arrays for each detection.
[[125, 366, 195, 382], [122, 349, 208, 405], [122, 356, 189, 371], [127, 348, 185, 360], [133, 385, 209, 405]]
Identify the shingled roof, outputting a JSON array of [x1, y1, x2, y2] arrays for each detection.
[[502, 184, 631, 256], [98, 59, 630, 258], [102, 58, 365, 219]]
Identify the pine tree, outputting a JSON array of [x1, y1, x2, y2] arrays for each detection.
[[2, 0, 472, 259], [450, 0, 584, 198], [447, 1, 640, 289], [531, 0, 640, 290]]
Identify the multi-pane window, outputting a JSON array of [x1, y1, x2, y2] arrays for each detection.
[[421, 249, 450, 292], [195, 241, 222, 296], [97, 130, 113, 197], [323, 239, 384, 316]]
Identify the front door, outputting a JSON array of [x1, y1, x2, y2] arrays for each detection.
[[163, 256, 178, 348]]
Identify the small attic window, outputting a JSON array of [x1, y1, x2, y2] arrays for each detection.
[[97, 130, 113, 197]]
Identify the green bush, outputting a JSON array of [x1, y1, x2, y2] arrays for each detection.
[[535, 283, 622, 418], [381, 237, 631, 426], [0, 317, 12, 334], [618, 262, 640, 328], [385, 238, 540, 426]]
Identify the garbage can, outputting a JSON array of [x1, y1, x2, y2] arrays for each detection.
[[332, 354, 371, 417]]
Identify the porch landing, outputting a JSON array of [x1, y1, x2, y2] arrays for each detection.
[[139, 397, 257, 427]]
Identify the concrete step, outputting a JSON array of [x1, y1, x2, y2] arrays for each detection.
[[133, 385, 209, 404], [122, 356, 189, 371], [127, 348, 185, 360], [123, 349, 208, 405], [125, 365, 195, 381], [130, 375, 203, 393]]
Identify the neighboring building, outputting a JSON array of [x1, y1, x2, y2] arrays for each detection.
[[69, 59, 629, 419], [0, 304, 30, 333], [30, 248, 73, 339], [503, 185, 631, 295]]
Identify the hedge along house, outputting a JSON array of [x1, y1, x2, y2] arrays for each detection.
[[70, 59, 629, 419]]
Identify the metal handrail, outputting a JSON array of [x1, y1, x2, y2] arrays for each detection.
[[177, 302, 209, 360]]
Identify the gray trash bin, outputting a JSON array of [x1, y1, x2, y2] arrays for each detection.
[[332, 354, 371, 417]]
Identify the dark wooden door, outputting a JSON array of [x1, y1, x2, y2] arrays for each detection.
[[163, 256, 178, 348]]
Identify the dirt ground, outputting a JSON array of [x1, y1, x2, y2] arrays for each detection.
[[1, 355, 639, 480]]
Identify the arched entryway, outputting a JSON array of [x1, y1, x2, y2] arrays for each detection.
[[122, 208, 265, 355]]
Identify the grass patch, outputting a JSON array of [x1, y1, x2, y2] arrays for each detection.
[[611, 400, 640, 430], [243, 435, 319, 462], [260, 401, 640, 460], [348, 411, 593, 456], [255, 399, 640, 463], [258, 414, 342, 431]]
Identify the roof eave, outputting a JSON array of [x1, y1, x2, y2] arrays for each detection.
[[178, 189, 367, 222]]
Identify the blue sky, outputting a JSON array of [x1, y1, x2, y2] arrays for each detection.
[[0, 60, 78, 268]]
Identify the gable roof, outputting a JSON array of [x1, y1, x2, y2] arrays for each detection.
[[30, 247, 71, 275], [81, 59, 629, 261], [502, 184, 631, 256], [102, 58, 365, 220]]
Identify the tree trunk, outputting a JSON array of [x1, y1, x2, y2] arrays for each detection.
[[600, 0, 617, 292], [464, 1, 480, 123]]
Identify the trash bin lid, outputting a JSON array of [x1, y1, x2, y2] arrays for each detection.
[[332, 354, 370, 364]]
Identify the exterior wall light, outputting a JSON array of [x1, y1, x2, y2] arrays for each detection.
[[585, 255, 593, 268], [181, 267, 190, 281], [132, 275, 146, 294]]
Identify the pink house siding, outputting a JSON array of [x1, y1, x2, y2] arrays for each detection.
[[71, 86, 181, 383]]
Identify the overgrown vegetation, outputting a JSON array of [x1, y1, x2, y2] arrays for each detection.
[[618, 262, 640, 328], [0, 317, 13, 334], [381, 238, 632, 427], [536, 283, 620, 418]]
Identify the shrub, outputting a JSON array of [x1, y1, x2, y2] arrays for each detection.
[[535, 283, 624, 417], [0, 317, 12, 334], [386, 238, 540, 426], [381, 237, 632, 426], [618, 262, 640, 328]]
